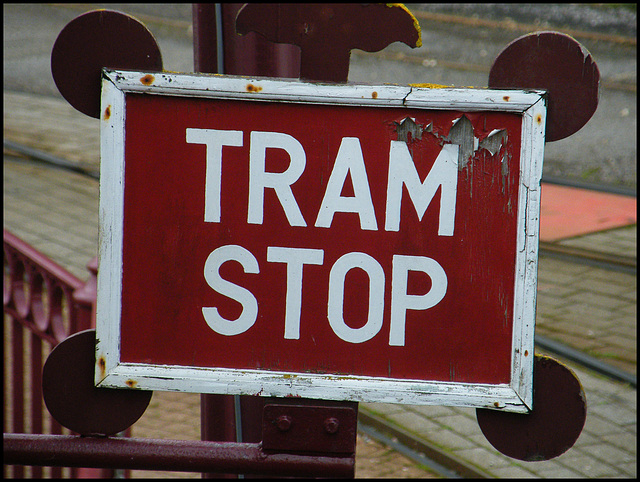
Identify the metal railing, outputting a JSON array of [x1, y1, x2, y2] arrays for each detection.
[[3, 229, 108, 478]]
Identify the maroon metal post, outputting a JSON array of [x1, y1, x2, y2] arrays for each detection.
[[192, 4, 422, 478], [193, 6, 300, 476], [192, 4, 220, 74], [193, 8, 300, 478], [193, 3, 300, 78]]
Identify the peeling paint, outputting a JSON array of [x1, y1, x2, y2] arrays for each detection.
[[393, 116, 426, 143], [479, 129, 507, 156], [446, 115, 476, 170]]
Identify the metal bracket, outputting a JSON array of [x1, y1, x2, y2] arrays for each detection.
[[262, 403, 357, 454]]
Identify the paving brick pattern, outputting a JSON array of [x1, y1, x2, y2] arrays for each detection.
[[559, 225, 637, 259], [4, 90, 636, 478], [536, 255, 637, 375]]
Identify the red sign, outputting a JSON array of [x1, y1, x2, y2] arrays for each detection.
[[96, 71, 546, 411]]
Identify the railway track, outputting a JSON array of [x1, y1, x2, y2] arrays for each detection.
[[4, 141, 636, 478]]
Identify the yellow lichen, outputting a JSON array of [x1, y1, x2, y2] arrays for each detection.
[[409, 83, 450, 89], [409, 83, 479, 89], [386, 3, 422, 48]]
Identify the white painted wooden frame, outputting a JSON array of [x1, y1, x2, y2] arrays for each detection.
[[97, 69, 546, 413]]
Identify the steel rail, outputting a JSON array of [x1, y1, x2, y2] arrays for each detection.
[[541, 175, 636, 198], [356, 415, 488, 479], [357, 423, 463, 478], [410, 8, 637, 47], [3, 139, 99, 180], [49, 3, 637, 47], [539, 242, 636, 275], [535, 335, 636, 388]]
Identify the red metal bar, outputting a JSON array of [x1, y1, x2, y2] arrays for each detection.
[[72, 257, 98, 333], [10, 319, 24, 478], [11, 319, 24, 434], [4, 434, 354, 478], [50, 418, 64, 478], [29, 332, 44, 479], [3, 229, 91, 345]]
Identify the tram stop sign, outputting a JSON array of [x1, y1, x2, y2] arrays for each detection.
[[96, 70, 546, 413]]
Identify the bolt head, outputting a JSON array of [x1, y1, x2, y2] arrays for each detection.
[[275, 415, 292, 432], [323, 417, 340, 434]]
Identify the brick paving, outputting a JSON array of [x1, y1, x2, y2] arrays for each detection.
[[536, 256, 636, 375], [4, 86, 636, 478], [559, 225, 636, 259]]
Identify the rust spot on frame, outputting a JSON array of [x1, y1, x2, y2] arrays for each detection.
[[125, 379, 138, 388], [140, 74, 155, 86], [494, 402, 500, 408], [372, 91, 378, 99], [503, 95, 510, 101], [98, 356, 106, 377], [536, 114, 543, 125], [103, 105, 111, 120], [524, 350, 529, 357], [246, 83, 262, 93]]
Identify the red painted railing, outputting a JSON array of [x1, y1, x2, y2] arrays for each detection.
[[3, 229, 106, 478]]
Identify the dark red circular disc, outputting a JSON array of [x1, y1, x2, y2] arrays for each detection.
[[43, 329, 152, 436], [488, 31, 599, 142], [51, 10, 163, 118], [476, 355, 586, 461]]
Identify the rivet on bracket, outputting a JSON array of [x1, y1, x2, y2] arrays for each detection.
[[276, 415, 292, 432], [323, 417, 340, 434]]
